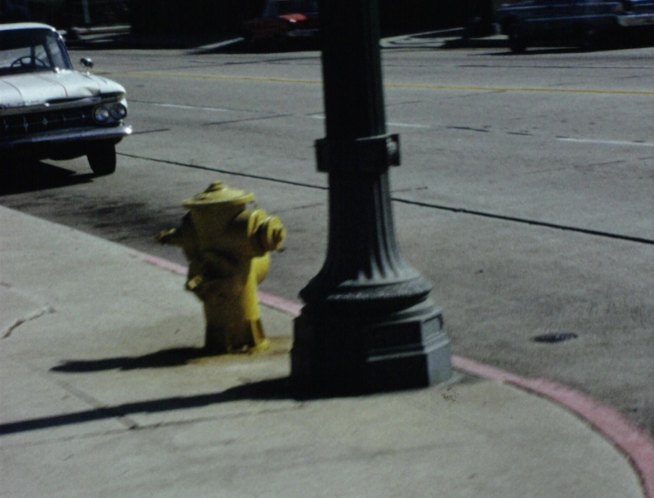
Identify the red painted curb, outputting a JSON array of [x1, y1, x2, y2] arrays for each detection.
[[140, 252, 654, 497]]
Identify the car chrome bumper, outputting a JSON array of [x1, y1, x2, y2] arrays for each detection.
[[0, 124, 132, 151], [618, 14, 654, 27]]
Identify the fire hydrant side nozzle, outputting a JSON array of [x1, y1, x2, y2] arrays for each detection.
[[158, 181, 286, 354]]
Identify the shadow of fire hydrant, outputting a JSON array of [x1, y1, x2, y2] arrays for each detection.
[[158, 181, 286, 354]]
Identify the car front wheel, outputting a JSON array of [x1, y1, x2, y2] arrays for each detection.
[[87, 143, 116, 175]]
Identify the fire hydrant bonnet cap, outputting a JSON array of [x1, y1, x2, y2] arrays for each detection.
[[182, 181, 255, 208]]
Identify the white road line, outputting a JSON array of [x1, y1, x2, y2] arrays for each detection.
[[146, 106, 650, 144], [153, 103, 231, 113], [558, 137, 654, 147], [388, 121, 431, 129], [308, 114, 429, 129]]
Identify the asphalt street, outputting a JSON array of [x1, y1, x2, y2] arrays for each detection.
[[1, 35, 653, 435]]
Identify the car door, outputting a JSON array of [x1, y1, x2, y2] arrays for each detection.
[[533, 0, 573, 38], [567, 0, 617, 28], [565, 0, 620, 44]]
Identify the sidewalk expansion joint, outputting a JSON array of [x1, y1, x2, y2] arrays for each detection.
[[48, 375, 140, 431]]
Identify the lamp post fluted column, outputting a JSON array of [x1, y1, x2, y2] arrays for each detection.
[[291, 0, 452, 393]]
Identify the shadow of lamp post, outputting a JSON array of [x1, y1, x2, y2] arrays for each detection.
[[291, 0, 452, 394]]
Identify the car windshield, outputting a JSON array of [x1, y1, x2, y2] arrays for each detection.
[[0, 29, 71, 76], [263, 0, 319, 16]]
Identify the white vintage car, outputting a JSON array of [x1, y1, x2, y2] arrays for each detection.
[[0, 23, 131, 175]]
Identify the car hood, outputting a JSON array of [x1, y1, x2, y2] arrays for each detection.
[[0, 70, 125, 111]]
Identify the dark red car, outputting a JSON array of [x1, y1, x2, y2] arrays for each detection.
[[244, 0, 319, 45]]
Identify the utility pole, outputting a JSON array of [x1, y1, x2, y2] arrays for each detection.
[[291, 0, 452, 393]]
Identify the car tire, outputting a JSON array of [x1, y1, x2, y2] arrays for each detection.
[[87, 143, 116, 176], [506, 22, 527, 53]]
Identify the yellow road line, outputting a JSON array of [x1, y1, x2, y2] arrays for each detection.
[[115, 70, 654, 97], [387, 82, 654, 97], [116, 70, 321, 86]]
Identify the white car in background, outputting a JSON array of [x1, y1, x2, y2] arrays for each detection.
[[0, 23, 131, 175]]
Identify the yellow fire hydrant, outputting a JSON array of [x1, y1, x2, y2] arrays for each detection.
[[158, 181, 286, 354]]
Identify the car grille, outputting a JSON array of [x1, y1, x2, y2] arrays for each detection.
[[0, 106, 96, 139]]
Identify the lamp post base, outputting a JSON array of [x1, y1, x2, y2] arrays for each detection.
[[291, 299, 452, 394]]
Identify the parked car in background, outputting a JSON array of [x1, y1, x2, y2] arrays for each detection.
[[0, 23, 131, 175], [243, 0, 319, 47], [496, 0, 654, 52]]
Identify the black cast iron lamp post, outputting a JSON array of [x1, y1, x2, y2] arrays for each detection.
[[291, 0, 452, 393]]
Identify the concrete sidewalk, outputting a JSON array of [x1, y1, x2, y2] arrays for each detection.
[[0, 205, 650, 497]]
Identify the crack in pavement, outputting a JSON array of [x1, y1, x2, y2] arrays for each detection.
[[1, 305, 55, 339]]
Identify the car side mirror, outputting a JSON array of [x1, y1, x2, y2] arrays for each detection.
[[80, 57, 94, 69]]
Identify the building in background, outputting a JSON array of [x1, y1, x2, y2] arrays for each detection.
[[1, 0, 128, 28], [1, 0, 31, 21]]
